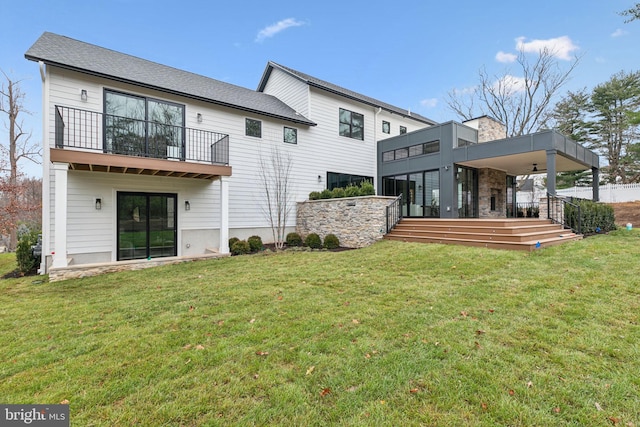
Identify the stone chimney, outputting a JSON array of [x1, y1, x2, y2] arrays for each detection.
[[463, 116, 507, 143]]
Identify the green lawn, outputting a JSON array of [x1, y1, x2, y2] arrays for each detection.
[[1, 231, 639, 426]]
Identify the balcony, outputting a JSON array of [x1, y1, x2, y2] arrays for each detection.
[[53, 105, 231, 179]]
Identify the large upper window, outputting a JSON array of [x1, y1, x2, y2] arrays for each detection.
[[339, 108, 364, 140], [105, 90, 184, 159]]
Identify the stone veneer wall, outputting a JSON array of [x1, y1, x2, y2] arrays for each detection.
[[476, 116, 507, 143], [478, 168, 507, 218], [296, 196, 395, 248]]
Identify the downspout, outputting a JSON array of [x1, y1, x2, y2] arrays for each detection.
[[39, 61, 50, 274], [373, 107, 382, 193]]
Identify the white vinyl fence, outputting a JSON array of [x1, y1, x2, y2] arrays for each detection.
[[557, 183, 640, 203]]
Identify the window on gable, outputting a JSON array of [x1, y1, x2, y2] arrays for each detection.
[[400, 126, 407, 134], [246, 118, 262, 138], [283, 126, 297, 144], [339, 108, 364, 140], [382, 121, 390, 134]]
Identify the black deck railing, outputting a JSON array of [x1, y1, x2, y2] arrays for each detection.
[[547, 193, 582, 234], [55, 105, 229, 165], [386, 193, 403, 233]]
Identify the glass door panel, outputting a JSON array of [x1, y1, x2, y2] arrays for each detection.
[[424, 170, 440, 217], [457, 167, 478, 218], [118, 194, 148, 261], [148, 195, 177, 258], [105, 91, 146, 155], [409, 173, 423, 217], [148, 100, 184, 159]]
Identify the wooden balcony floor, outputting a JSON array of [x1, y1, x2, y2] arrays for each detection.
[[385, 218, 582, 251]]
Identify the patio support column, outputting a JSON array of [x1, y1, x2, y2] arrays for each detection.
[[592, 167, 600, 201], [219, 176, 230, 254], [52, 162, 69, 269], [546, 149, 557, 196]]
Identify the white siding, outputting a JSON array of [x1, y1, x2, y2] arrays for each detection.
[[261, 68, 310, 118], [65, 171, 220, 260]]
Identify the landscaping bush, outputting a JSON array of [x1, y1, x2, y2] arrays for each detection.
[[331, 187, 346, 198], [230, 240, 251, 255], [286, 232, 302, 247], [323, 233, 340, 249], [304, 233, 322, 249], [247, 235, 264, 252], [229, 237, 240, 248], [359, 180, 375, 196], [565, 199, 616, 234], [16, 230, 39, 274], [319, 189, 333, 199], [344, 185, 361, 198], [308, 191, 321, 200]]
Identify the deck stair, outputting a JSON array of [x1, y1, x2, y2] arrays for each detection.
[[384, 218, 582, 251]]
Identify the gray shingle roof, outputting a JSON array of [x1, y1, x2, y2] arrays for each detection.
[[25, 32, 316, 126], [258, 61, 437, 126]]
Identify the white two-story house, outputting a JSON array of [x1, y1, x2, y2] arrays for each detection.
[[26, 32, 434, 274]]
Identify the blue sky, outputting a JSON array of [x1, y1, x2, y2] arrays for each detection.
[[1, 0, 638, 177]]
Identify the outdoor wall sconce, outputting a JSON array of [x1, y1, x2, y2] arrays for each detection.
[[81, 89, 88, 101], [532, 163, 538, 172], [444, 165, 450, 171], [197, 113, 202, 123], [95, 198, 102, 210], [185, 200, 191, 211], [317, 175, 322, 183]]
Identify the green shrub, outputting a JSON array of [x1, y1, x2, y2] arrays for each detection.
[[319, 189, 333, 199], [331, 187, 346, 198], [344, 185, 361, 198], [308, 191, 321, 200], [304, 233, 322, 249], [323, 233, 340, 249], [229, 237, 240, 248], [359, 180, 375, 196], [565, 199, 616, 234], [247, 235, 264, 252], [286, 232, 302, 247], [230, 240, 251, 255], [16, 230, 39, 274]]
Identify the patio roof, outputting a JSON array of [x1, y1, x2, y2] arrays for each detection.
[[453, 129, 599, 176]]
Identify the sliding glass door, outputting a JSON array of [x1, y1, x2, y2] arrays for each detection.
[[382, 170, 440, 217], [117, 192, 177, 261]]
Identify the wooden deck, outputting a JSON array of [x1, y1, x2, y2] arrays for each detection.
[[384, 218, 582, 251]]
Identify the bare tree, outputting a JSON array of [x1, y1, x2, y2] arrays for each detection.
[[446, 48, 580, 137], [0, 70, 42, 250], [620, 3, 640, 22], [258, 145, 293, 249]]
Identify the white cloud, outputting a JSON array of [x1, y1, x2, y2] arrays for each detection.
[[420, 98, 438, 108], [611, 28, 628, 37], [255, 18, 305, 43], [514, 36, 578, 60], [495, 51, 517, 63], [493, 74, 528, 95]]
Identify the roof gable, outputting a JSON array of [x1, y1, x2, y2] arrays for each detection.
[[25, 32, 316, 126], [258, 61, 437, 126]]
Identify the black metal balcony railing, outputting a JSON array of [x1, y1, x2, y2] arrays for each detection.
[[55, 105, 229, 165]]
